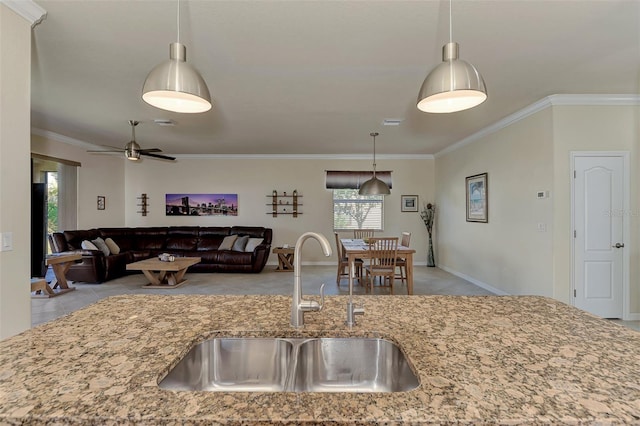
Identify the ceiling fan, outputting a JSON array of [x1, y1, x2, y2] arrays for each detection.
[[87, 120, 176, 161]]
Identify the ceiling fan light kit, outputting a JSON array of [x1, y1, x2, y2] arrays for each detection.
[[142, 1, 211, 114], [359, 132, 391, 196], [417, 0, 487, 113]]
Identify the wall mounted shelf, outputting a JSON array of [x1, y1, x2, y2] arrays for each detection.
[[267, 191, 302, 217]]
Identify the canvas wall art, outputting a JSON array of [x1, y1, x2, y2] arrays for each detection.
[[166, 193, 238, 216]]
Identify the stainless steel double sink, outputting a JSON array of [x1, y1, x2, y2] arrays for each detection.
[[159, 337, 419, 393]]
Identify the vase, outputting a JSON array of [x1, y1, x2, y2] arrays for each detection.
[[427, 236, 435, 267]]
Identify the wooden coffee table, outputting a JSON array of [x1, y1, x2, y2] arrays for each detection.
[[126, 257, 201, 289]]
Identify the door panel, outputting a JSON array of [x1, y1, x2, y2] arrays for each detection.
[[574, 156, 624, 318]]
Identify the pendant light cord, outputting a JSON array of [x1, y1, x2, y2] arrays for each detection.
[[372, 133, 378, 177], [177, 0, 181, 44], [449, 0, 452, 43]]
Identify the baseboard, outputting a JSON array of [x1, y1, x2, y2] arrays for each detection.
[[266, 261, 430, 267], [437, 264, 509, 295]]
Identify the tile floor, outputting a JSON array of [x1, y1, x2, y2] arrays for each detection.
[[32, 265, 640, 332]]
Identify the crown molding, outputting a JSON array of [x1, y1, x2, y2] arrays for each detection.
[[435, 94, 640, 158], [32, 128, 98, 150], [31, 128, 434, 160], [174, 153, 434, 160], [1, 0, 46, 27]]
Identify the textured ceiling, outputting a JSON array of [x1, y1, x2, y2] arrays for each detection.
[[30, 0, 640, 156]]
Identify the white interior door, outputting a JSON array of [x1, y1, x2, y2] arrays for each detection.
[[573, 155, 625, 318]]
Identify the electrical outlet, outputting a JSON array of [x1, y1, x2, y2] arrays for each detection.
[[537, 223, 547, 232]]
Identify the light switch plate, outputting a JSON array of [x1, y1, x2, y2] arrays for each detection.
[[1, 232, 13, 251]]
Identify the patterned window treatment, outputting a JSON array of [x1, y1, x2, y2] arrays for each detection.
[[325, 170, 392, 189]]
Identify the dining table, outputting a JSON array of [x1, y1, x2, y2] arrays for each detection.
[[340, 238, 416, 295]]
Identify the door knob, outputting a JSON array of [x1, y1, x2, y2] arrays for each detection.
[[613, 243, 625, 248]]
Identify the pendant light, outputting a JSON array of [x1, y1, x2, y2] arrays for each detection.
[[359, 132, 390, 196], [142, 0, 212, 113], [417, 0, 486, 113]]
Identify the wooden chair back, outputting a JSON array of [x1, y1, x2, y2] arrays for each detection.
[[354, 229, 375, 239], [334, 231, 344, 259], [367, 237, 398, 270]]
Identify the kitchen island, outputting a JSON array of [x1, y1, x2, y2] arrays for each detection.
[[1, 295, 639, 424]]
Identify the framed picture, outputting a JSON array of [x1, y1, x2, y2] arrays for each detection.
[[401, 195, 419, 212], [97, 196, 105, 210], [466, 173, 488, 223], [165, 193, 238, 216]]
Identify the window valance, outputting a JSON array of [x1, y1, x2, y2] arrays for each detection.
[[325, 170, 392, 189]]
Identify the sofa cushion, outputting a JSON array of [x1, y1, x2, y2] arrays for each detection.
[[99, 228, 135, 252], [92, 237, 110, 256], [64, 229, 100, 250], [199, 227, 231, 237], [244, 238, 263, 252], [218, 235, 237, 250], [197, 235, 225, 251], [166, 236, 198, 251], [81, 240, 99, 251], [105, 237, 120, 255], [232, 235, 250, 251]]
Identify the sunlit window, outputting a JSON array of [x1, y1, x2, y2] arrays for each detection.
[[333, 189, 384, 231]]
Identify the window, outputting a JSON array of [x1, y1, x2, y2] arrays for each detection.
[[333, 189, 384, 231]]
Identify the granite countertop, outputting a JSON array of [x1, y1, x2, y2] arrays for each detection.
[[1, 295, 639, 424]]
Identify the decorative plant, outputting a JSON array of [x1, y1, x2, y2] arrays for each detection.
[[420, 203, 436, 267]]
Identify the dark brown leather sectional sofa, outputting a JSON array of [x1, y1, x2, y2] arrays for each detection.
[[48, 226, 272, 283]]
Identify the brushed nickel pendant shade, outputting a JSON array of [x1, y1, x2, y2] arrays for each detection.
[[359, 132, 390, 196], [142, 0, 211, 113], [417, 0, 486, 113]]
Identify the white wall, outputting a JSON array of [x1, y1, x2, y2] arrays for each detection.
[[435, 102, 640, 318], [435, 108, 555, 296], [31, 134, 126, 229], [551, 105, 640, 313], [124, 157, 435, 264], [0, 5, 32, 338]]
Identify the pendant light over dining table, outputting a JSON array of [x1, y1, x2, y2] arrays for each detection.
[[359, 132, 390, 196], [417, 0, 487, 113], [142, 0, 212, 114]]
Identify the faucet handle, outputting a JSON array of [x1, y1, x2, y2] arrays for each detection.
[[299, 283, 325, 312]]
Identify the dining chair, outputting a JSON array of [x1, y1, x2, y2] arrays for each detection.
[[354, 229, 375, 239], [334, 232, 362, 286], [364, 237, 398, 294], [395, 232, 411, 285]]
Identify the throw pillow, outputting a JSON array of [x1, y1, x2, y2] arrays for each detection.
[[92, 237, 110, 256], [218, 235, 238, 250], [244, 238, 263, 252], [232, 235, 250, 251], [81, 240, 99, 251], [105, 237, 120, 255]]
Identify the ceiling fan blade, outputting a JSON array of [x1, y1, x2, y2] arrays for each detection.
[[141, 152, 176, 161], [139, 148, 162, 153], [87, 144, 125, 153]]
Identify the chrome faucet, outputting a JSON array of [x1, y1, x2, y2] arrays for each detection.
[[346, 263, 365, 327], [290, 232, 332, 328]]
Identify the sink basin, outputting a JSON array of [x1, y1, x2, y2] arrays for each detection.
[[159, 338, 293, 391], [292, 338, 419, 392], [159, 337, 419, 393]]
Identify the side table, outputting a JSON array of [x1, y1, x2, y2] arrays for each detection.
[[272, 247, 295, 271]]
